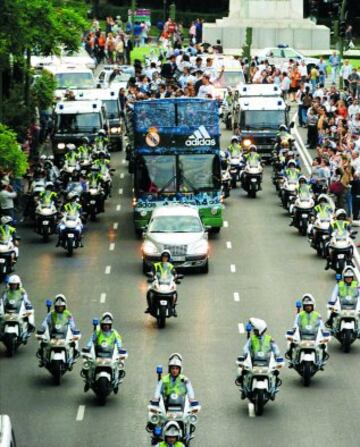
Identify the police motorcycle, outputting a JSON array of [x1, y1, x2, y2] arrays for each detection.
[[289, 177, 315, 236], [57, 196, 84, 257], [41, 155, 60, 184], [147, 365, 201, 446], [235, 321, 284, 416], [325, 211, 356, 274], [327, 271, 360, 353], [146, 269, 183, 329], [307, 195, 335, 258], [83, 168, 105, 222], [0, 217, 20, 282], [0, 291, 34, 357], [227, 137, 245, 188], [220, 150, 231, 199], [80, 318, 128, 405], [285, 299, 330, 386], [36, 300, 81, 385], [240, 149, 263, 199], [34, 184, 58, 242]]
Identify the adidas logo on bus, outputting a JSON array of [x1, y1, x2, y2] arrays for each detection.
[[185, 126, 216, 146]]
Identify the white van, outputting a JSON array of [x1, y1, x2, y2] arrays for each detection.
[[45, 64, 96, 98], [0, 415, 16, 447]]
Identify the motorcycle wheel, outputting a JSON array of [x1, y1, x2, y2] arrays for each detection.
[[4, 334, 17, 357], [253, 389, 265, 416], [157, 307, 167, 329], [231, 178, 237, 189], [66, 238, 74, 257], [42, 228, 49, 243], [248, 187, 256, 199], [225, 116, 232, 130], [52, 360, 63, 386], [300, 221, 307, 236], [341, 329, 353, 353], [302, 361, 312, 387], [336, 259, 345, 274], [96, 377, 109, 405], [90, 207, 96, 222]]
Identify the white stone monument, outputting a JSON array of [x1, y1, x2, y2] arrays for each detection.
[[203, 0, 330, 51]]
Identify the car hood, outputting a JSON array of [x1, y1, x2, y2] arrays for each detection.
[[146, 232, 205, 246]]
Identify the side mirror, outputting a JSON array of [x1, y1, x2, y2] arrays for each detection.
[[82, 347, 91, 353], [286, 330, 295, 336], [289, 121, 295, 129], [36, 328, 45, 335], [237, 355, 245, 363], [175, 279, 181, 284]]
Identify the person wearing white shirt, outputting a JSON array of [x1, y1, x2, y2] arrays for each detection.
[[0, 182, 17, 221], [299, 60, 308, 81], [197, 74, 216, 99], [348, 99, 360, 119], [340, 60, 353, 88], [178, 67, 196, 88]]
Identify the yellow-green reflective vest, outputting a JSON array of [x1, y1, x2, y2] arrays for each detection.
[[338, 280, 359, 298], [162, 373, 187, 397]]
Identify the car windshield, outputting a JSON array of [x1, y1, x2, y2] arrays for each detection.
[[283, 48, 300, 59], [103, 99, 120, 119], [111, 72, 131, 83], [149, 216, 203, 233], [57, 113, 101, 133], [56, 72, 95, 89], [243, 110, 285, 129], [213, 71, 245, 88]]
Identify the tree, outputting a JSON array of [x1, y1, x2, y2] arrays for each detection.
[[0, 124, 28, 177], [32, 71, 57, 111]]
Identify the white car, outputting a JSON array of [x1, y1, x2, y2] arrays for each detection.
[[96, 65, 134, 89], [141, 205, 209, 273], [255, 46, 320, 72]]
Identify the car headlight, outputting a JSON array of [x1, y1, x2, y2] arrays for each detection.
[[57, 143, 65, 149], [192, 240, 209, 255], [211, 206, 220, 215], [142, 240, 159, 255], [242, 139, 252, 148], [140, 210, 147, 217], [110, 127, 121, 134]]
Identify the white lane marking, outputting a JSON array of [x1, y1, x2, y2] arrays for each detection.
[[295, 141, 311, 174], [100, 293, 106, 303], [224, 221, 229, 228], [230, 264, 236, 273], [119, 188, 123, 195], [292, 112, 313, 166], [234, 292, 240, 302], [238, 323, 245, 334], [248, 403, 255, 418], [109, 242, 115, 251], [105, 265, 111, 274], [116, 204, 121, 211], [122, 159, 126, 164], [76, 405, 85, 421], [226, 241, 232, 249], [120, 173, 125, 179], [113, 222, 118, 230]]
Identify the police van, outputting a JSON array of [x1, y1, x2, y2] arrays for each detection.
[[0, 415, 16, 447], [52, 100, 109, 157], [234, 97, 289, 160], [44, 64, 96, 99], [76, 89, 123, 151]]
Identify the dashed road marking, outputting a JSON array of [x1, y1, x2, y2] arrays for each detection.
[[116, 204, 121, 211], [224, 221, 229, 228], [248, 403, 255, 418], [122, 159, 126, 164], [230, 264, 236, 273], [234, 292, 240, 302], [238, 323, 245, 334], [105, 265, 111, 274], [109, 242, 115, 251], [120, 173, 125, 179], [119, 188, 123, 195], [100, 293, 106, 303], [76, 405, 85, 421], [113, 222, 118, 230], [226, 241, 232, 249]]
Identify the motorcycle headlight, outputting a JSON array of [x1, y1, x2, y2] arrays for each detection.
[[83, 361, 92, 369], [142, 241, 159, 256], [192, 240, 209, 255], [110, 127, 120, 134], [150, 414, 160, 424], [57, 143, 65, 149], [189, 414, 198, 424]]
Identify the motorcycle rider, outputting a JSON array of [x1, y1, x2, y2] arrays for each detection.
[[56, 193, 83, 247], [313, 194, 334, 219], [276, 124, 293, 147], [289, 176, 313, 227], [326, 266, 359, 327], [244, 144, 261, 164], [37, 294, 80, 367], [0, 274, 35, 333], [285, 294, 326, 367], [38, 182, 58, 206], [0, 216, 19, 263], [94, 129, 109, 152], [86, 165, 105, 212], [145, 250, 178, 316], [227, 136, 241, 157], [78, 137, 92, 159], [82, 312, 123, 391], [325, 208, 351, 270], [155, 421, 185, 447], [236, 318, 281, 395], [284, 159, 301, 180], [64, 144, 79, 166]]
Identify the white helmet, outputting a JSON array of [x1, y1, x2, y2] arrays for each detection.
[[54, 294, 67, 307], [343, 266, 356, 279], [8, 274, 21, 287], [335, 208, 347, 219], [249, 317, 267, 335], [302, 293, 316, 308], [1, 216, 13, 225], [163, 421, 181, 438], [168, 352, 183, 370], [317, 194, 329, 204], [101, 312, 114, 325], [66, 143, 76, 151], [231, 135, 239, 142], [287, 160, 296, 168]]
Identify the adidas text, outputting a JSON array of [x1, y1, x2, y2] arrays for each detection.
[[185, 138, 216, 146]]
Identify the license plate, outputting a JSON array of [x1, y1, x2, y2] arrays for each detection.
[[90, 200, 96, 204], [42, 220, 49, 225], [68, 234, 75, 238], [160, 300, 167, 305], [251, 178, 257, 182], [338, 254, 345, 259], [301, 214, 308, 218], [172, 256, 185, 262]]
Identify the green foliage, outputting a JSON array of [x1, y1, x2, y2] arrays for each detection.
[[2, 84, 34, 138], [0, 124, 29, 177], [32, 71, 57, 111]]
